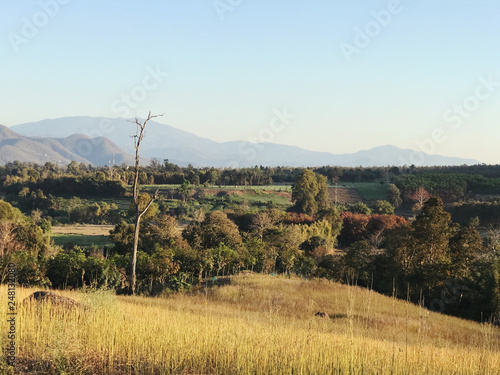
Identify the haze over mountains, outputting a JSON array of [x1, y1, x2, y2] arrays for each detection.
[[6, 116, 481, 167], [0, 124, 134, 166]]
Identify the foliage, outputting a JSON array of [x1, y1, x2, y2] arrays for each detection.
[[387, 183, 402, 207], [47, 248, 121, 289], [347, 202, 372, 215], [183, 211, 242, 250], [374, 200, 395, 215], [291, 169, 329, 215]]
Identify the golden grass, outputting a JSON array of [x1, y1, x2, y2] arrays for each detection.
[[1, 274, 499, 374], [51, 225, 114, 236]]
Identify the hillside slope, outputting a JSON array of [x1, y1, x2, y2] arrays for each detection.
[[4, 274, 499, 374]]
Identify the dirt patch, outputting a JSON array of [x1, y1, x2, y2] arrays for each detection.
[[276, 191, 292, 199], [21, 291, 84, 309], [203, 189, 253, 196], [328, 187, 363, 205]]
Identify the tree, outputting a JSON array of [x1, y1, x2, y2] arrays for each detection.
[[291, 169, 329, 215], [449, 225, 483, 278], [387, 184, 402, 208], [0, 221, 24, 258], [374, 200, 395, 215], [339, 212, 370, 246], [292, 169, 319, 215], [266, 225, 303, 274], [177, 180, 194, 202], [409, 187, 430, 213], [250, 209, 283, 242], [316, 174, 330, 212], [129, 112, 162, 295], [211, 243, 237, 276], [386, 197, 456, 299], [366, 214, 407, 248], [183, 211, 242, 250], [349, 202, 372, 215]]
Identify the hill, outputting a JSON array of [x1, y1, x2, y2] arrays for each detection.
[[3, 274, 498, 374], [0, 124, 135, 166], [11, 117, 480, 167]]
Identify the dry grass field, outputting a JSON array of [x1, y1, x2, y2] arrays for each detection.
[[1, 274, 499, 374], [51, 225, 115, 236]]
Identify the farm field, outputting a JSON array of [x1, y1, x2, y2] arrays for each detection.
[[337, 182, 388, 201], [52, 225, 114, 236], [328, 186, 363, 205], [139, 184, 293, 192], [2, 274, 499, 374], [51, 234, 112, 248], [51, 225, 114, 247]]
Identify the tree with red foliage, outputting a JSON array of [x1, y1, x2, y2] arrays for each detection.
[[367, 214, 408, 247], [340, 212, 408, 247], [339, 212, 370, 246], [408, 187, 430, 213]]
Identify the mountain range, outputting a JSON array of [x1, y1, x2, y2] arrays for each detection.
[[0, 124, 135, 166], [2, 116, 480, 167]]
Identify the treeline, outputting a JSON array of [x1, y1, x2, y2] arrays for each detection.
[[395, 173, 500, 202], [3, 195, 497, 323], [3, 159, 500, 190], [1, 168, 499, 324]]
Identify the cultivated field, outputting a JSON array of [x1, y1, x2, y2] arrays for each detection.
[[337, 182, 388, 201], [52, 225, 114, 236], [2, 274, 499, 374], [51, 225, 114, 248]]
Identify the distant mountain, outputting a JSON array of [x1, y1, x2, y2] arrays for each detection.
[[10, 117, 481, 167], [0, 124, 135, 166]]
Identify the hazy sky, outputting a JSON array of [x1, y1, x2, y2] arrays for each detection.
[[1, 0, 499, 163]]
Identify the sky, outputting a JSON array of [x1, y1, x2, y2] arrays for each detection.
[[1, 0, 499, 164]]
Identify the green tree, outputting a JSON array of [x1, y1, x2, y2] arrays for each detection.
[[177, 180, 194, 202], [183, 211, 242, 250], [211, 243, 237, 276], [374, 200, 395, 215], [316, 174, 330, 212], [449, 225, 483, 278], [386, 197, 456, 299], [292, 169, 329, 215], [387, 184, 402, 208], [349, 202, 372, 215]]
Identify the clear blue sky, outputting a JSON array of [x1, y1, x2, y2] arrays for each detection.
[[1, 0, 499, 163]]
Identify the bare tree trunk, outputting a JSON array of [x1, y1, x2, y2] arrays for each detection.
[[128, 112, 162, 295]]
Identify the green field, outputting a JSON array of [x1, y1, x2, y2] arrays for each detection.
[[204, 191, 292, 209], [337, 182, 388, 201], [138, 184, 293, 193], [51, 234, 112, 248]]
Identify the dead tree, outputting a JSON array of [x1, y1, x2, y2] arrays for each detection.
[[129, 112, 162, 295]]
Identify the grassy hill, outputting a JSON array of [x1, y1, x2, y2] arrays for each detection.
[[2, 274, 499, 374]]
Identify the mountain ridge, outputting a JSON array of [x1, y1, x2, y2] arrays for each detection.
[[8, 117, 481, 167], [0, 124, 135, 166]]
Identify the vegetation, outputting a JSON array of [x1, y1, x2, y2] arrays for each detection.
[[3, 157, 500, 373], [1, 274, 498, 374]]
